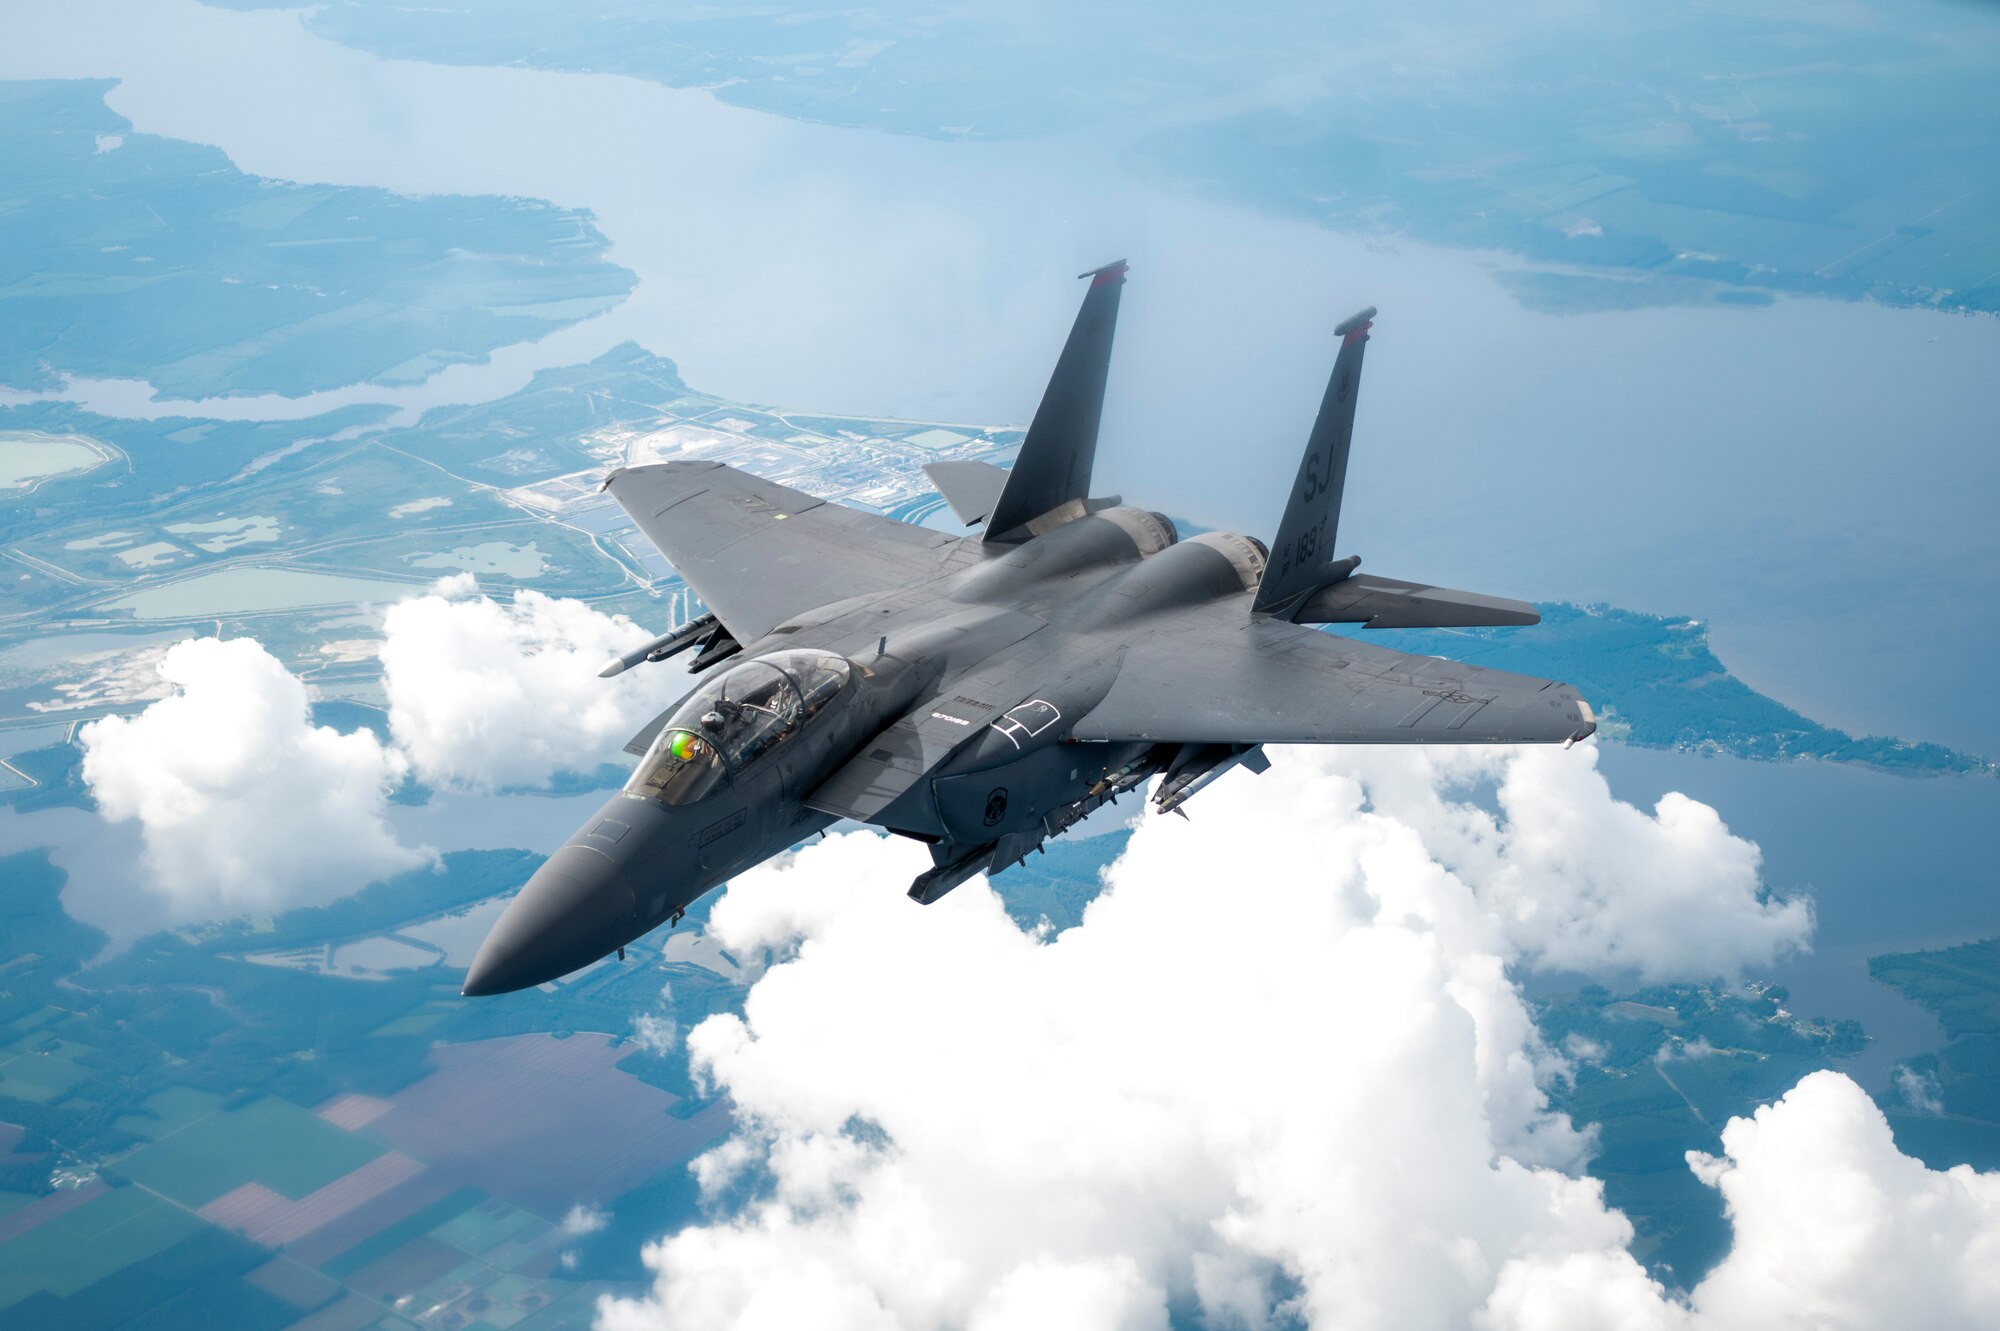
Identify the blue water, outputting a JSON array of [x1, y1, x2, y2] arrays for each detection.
[[1593, 745, 2000, 1088]]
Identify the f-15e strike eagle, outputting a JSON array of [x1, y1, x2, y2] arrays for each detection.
[[462, 262, 1596, 996]]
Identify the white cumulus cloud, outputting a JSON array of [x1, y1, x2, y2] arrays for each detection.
[[380, 575, 692, 791], [1333, 744, 1809, 981], [632, 982, 679, 1055], [1487, 1072, 2000, 1331], [599, 746, 1992, 1331], [76, 580, 695, 920], [600, 749, 1619, 1330], [563, 1202, 611, 1237], [1894, 1064, 1944, 1116], [1689, 1071, 2000, 1328], [80, 636, 428, 915]]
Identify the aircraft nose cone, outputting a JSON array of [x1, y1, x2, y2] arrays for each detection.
[[462, 844, 638, 996]]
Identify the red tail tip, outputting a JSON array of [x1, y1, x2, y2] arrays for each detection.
[[1081, 259, 1130, 288]]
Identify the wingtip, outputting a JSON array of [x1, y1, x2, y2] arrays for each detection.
[[1334, 305, 1377, 342]]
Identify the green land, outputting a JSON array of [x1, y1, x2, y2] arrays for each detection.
[[0, 79, 633, 399], [1538, 982, 1865, 1287], [0, 341, 1024, 777], [0, 846, 742, 1327], [1866, 937, 2000, 1172]]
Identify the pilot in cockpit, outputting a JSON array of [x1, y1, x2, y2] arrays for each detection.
[[624, 649, 849, 806]]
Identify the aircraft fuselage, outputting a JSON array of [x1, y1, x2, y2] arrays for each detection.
[[462, 506, 1242, 994]]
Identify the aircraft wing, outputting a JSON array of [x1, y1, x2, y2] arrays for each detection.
[[1069, 604, 1594, 745], [604, 461, 962, 642]]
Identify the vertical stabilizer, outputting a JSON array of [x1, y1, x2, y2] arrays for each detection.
[[1253, 306, 1374, 615], [985, 261, 1127, 541]]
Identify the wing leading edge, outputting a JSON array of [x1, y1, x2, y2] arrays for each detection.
[[604, 461, 961, 643], [1070, 602, 1594, 746]]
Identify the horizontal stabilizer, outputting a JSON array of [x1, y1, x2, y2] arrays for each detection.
[[923, 460, 1011, 526], [1294, 574, 1540, 629]]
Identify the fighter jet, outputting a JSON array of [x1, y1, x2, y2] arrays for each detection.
[[461, 262, 1596, 996]]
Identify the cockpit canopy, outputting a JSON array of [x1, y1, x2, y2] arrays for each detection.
[[625, 649, 851, 805]]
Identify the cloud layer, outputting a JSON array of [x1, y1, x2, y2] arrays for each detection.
[[598, 747, 1988, 1331], [80, 633, 1998, 1328], [380, 575, 691, 791], [80, 636, 427, 914]]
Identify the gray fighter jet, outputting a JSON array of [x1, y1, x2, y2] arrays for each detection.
[[462, 262, 1596, 996]]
